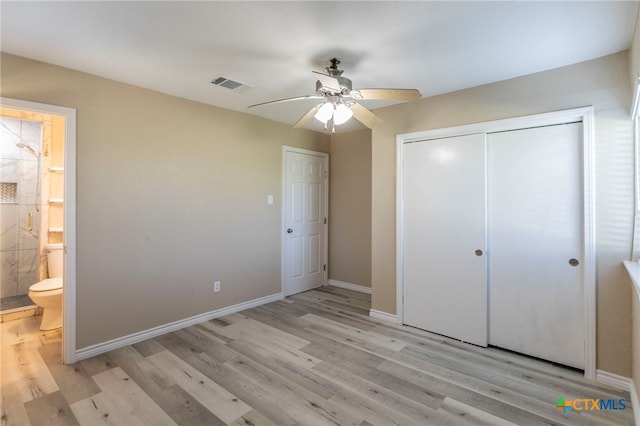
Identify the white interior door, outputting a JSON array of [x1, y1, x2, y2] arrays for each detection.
[[487, 123, 584, 369], [282, 148, 327, 296], [403, 133, 488, 346]]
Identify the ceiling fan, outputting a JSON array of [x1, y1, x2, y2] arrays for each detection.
[[248, 58, 422, 133]]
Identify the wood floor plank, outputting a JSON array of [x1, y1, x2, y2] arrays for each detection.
[[300, 289, 372, 311], [228, 409, 279, 426], [377, 360, 552, 425], [226, 337, 341, 399], [92, 365, 168, 419], [214, 322, 323, 370], [73, 352, 118, 377], [291, 292, 370, 315], [78, 366, 177, 425], [37, 343, 101, 404], [302, 338, 448, 409], [157, 339, 300, 426], [322, 286, 372, 302], [438, 397, 520, 426], [224, 352, 366, 426], [1, 316, 43, 346], [147, 350, 252, 424], [229, 313, 311, 349], [24, 390, 79, 426], [2, 338, 59, 403], [327, 389, 430, 426], [2, 287, 635, 425], [379, 324, 614, 400], [131, 338, 165, 357], [312, 361, 448, 423], [1, 380, 32, 426], [374, 319, 598, 388], [164, 326, 239, 362], [107, 344, 227, 425], [402, 343, 631, 419], [302, 313, 407, 351], [301, 308, 625, 425], [281, 296, 378, 331]]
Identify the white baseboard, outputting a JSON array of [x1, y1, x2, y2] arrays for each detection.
[[328, 279, 372, 294], [369, 309, 399, 324], [595, 369, 633, 392], [75, 292, 284, 361]]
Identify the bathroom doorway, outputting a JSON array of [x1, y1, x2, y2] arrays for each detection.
[[0, 98, 76, 363], [0, 115, 44, 310]]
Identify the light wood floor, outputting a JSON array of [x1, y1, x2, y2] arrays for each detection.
[[1, 286, 634, 425]]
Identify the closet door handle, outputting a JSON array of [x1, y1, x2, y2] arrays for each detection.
[[569, 258, 580, 266], [28, 212, 33, 232], [475, 249, 483, 256]]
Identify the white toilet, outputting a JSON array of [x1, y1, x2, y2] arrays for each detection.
[[28, 243, 64, 330]]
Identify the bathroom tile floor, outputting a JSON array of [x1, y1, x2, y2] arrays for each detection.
[[0, 287, 635, 425]]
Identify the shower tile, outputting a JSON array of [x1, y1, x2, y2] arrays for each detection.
[[1, 250, 18, 297], [19, 160, 39, 204], [21, 121, 43, 150], [0, 159, 19, 182], [18, 208, 40, 250], [0, 117, 21, 160], [17, 249, 39, 294], [0, 204, 19, 251]]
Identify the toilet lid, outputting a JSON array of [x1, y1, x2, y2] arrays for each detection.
[[30, 277, 63, 292]]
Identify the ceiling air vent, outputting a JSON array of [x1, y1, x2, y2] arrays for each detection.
[[211, 76, 245, 90]]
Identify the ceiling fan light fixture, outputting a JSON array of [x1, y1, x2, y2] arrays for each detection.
[[250, 59, 417, 131], [333, 103, 353, 125], [314, 102, 334, 124]]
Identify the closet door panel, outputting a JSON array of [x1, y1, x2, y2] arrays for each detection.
[[487, 123, 584, 369], [403, 133, 487, 346]]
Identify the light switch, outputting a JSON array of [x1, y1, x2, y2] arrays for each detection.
[[267, 194, 274, 205]]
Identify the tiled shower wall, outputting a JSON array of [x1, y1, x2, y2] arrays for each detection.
[[0, 117, 42, 297]]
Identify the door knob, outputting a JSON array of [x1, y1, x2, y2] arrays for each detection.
[[475, 249, 483, 256], [287, 228, 293, 234], [569, 258, 580, 266]]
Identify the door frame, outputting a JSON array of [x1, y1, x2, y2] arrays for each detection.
[[1, 97, 77, 364], [281, 146, 329, 295], [396, 106, 596, 379]]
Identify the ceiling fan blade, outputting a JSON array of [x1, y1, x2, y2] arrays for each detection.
[[351, 88, 422, 101], [293, 104, 322, 128], [312, 71, 341, 93], [248, 95, 323, 109], [350, 102, 383, 129]]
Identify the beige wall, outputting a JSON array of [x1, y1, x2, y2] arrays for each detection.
[[371, 51, 635, 376], [328, 129, 372, 288], [0, 53, 330, 349]]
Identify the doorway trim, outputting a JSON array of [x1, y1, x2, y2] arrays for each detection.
[[281, 146, 329, 295], [1, 97, 77, 364], [396, 106, 595, 379]]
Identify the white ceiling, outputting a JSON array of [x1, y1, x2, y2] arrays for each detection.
[[1, 1, 638, 133]]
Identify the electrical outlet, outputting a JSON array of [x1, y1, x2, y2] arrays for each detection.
[[214, 280, 221, 292]]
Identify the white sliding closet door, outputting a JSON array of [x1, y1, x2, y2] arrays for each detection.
[[403, 133, 488, 347], [487, 123, 584, 369]]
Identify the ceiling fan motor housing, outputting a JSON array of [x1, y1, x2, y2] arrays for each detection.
[[316, 76, 352, 96]]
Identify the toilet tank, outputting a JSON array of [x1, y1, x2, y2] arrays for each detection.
[[46, 243, 64, 278]]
